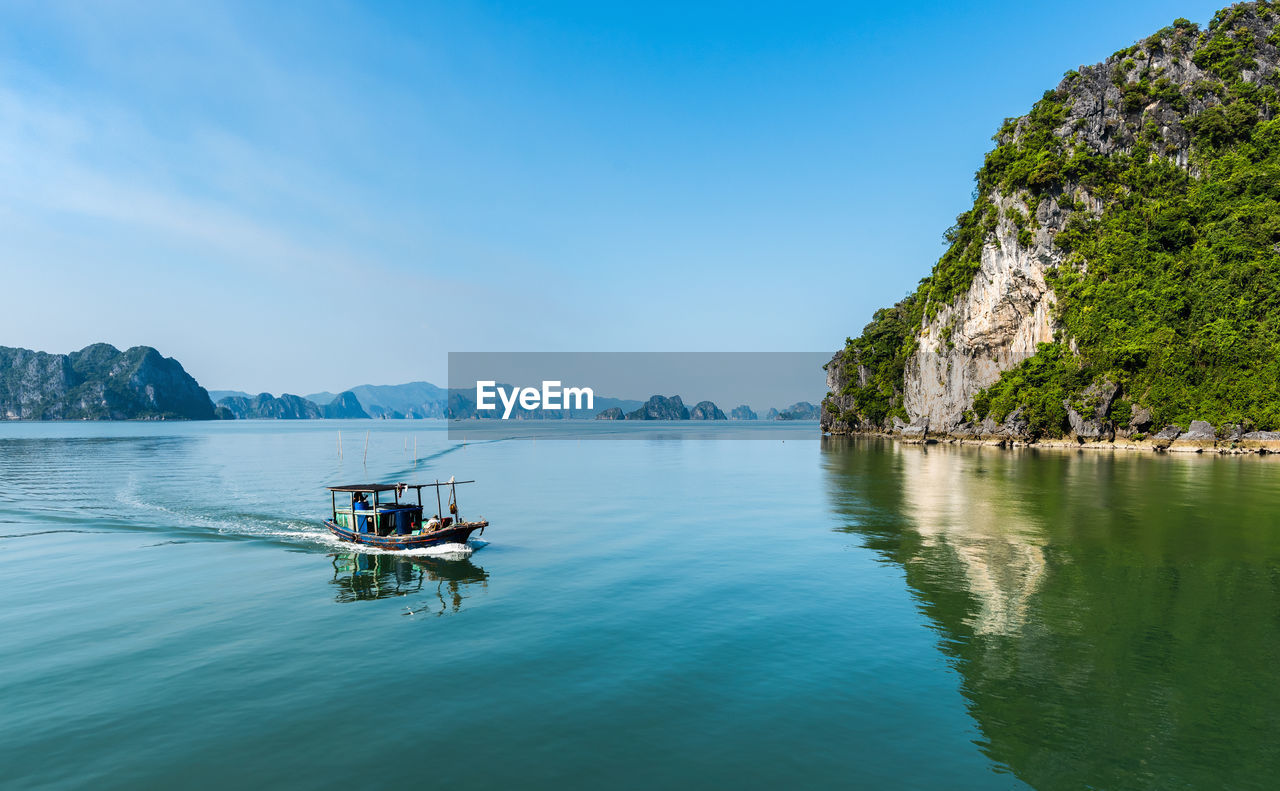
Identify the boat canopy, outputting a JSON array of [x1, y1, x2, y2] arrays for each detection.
[[327, 481, 475, 493]]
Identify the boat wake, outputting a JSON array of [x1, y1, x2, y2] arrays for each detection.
[[115, 477, 343, 548], [315, 533, 487, 559]]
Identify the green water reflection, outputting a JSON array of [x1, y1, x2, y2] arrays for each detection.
[[329, 552, 489, 614], [822, 437, 1280, 791]]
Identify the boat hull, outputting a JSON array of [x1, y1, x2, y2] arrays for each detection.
[[323, 519, 486, 551]]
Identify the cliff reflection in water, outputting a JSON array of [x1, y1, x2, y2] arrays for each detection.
[[822, 437, 1280, 791], [330, 552, 488, 614]]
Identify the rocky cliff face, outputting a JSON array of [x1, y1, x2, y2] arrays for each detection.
[[729, 405, 758, 420], [902, 194, 1065, 427], [823, 3, 1280, 451], [0, 344, 215, 420]]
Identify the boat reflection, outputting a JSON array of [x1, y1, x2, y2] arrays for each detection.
[[822, 436, 1280, 790], [329, 551, 489, 614]]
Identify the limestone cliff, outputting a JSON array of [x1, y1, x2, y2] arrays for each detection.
[[0, 344, 215, 420], [823, 3, 1280, 451], [901, 193, 1064, 427]]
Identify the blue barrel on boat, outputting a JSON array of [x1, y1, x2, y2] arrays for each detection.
[[353, 499, 371, 532], [395, 509, 413, 535]]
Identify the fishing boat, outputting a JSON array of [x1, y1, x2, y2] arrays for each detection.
[[323, 479, 488, 551]]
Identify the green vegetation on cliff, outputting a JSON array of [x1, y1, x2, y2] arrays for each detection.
[[832, 2, 1280, 435], [834, 294, 923, 426]]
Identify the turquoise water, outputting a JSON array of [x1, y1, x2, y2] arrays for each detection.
[[3, 422, 1278, 789]]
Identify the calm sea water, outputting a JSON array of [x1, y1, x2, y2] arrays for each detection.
[[2, 421, 1278, 790]]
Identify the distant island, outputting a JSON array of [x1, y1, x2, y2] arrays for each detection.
[[597, 396, 814, 421], [213, 390, 370, 420], [322, 392, 370, 419], [689, 400, 727, 420], [626, 395, 689, 420], [774, 402, 820, 420], [214, 393, 321, 420]]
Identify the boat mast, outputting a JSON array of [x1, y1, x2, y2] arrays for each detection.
[[435, 480, 443, 521]]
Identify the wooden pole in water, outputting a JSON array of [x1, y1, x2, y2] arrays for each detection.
[[414, 436, 417, 466], [338, 430, 343, 459], [364, 430, 370, 466]]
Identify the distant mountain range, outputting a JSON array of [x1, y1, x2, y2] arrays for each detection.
[[304, 382, 448, 418], [0, 343, 818, 421], [210, 384, 819, 422]]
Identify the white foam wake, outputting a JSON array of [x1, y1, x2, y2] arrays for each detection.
[[314, 533, 487, 559]]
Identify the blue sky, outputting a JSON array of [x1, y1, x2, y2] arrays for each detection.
[[1, 0, 1227, 394]]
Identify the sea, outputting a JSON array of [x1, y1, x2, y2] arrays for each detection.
[[2, 420, 1278, 789]]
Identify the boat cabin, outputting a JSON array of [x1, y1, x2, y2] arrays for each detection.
[[327, 481, 468, 537]]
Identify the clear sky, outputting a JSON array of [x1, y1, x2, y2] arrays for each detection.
[[1, 0, 1229, 394]]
